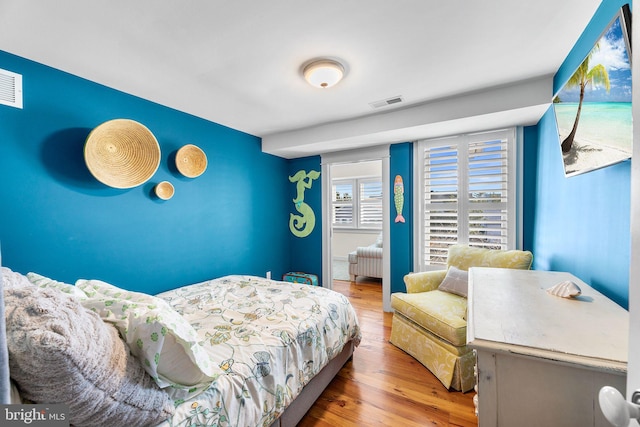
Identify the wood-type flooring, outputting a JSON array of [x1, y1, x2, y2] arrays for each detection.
[[297, 278, 478, 427]]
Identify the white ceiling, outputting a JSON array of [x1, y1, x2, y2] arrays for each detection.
[[1, 0, 601, 158]]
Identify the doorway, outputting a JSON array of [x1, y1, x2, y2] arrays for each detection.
[[321, 146, 391, 311], [330, 160, 382, 282]]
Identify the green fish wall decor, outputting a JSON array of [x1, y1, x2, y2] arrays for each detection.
[[394, 175, 405, 223]]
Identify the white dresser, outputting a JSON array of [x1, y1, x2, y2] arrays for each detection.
[[467, 268, 628, 427]]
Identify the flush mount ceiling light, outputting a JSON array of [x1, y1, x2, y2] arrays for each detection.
[[303, 59, 345, 89]]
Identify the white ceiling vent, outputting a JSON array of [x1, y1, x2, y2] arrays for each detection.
[[369, 95, 403, 109], [0, 69, 23, 109]]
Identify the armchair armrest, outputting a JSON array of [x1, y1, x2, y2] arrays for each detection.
[[356, 246, 383, 259], [403, 270, 447, 293]]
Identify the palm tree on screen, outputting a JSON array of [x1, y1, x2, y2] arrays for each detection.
[[560, 45, 610, 153]]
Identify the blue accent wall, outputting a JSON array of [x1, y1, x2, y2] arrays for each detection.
[[522, 126, 539, 252], [390, 143, 413, 293], [0, 50, 291, 294], [287, 156, 323, 283], [531, 0, 631, 308]]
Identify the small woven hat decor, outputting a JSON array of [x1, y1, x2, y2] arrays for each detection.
[[84, 119, 161, 189], [176, 144, 207, 178], [154, 181, 175, 200]]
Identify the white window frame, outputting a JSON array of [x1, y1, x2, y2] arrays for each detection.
[[413, 128, 521, 271], [332, 176, 383, 230]]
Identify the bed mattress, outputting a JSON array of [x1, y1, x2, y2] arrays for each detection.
[[153, 275, 361, 427]]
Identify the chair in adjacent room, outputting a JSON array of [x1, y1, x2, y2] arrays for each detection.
[[389, 244, 533, 392], [347, 233, 383, 281]]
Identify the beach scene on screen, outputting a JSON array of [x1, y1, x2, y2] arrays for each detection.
[[553, 9, 632, 177]]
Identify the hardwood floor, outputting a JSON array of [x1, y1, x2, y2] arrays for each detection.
[[298, 279, 478, 427]]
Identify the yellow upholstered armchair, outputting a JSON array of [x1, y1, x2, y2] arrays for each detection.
[[389, 244, 533, 392]]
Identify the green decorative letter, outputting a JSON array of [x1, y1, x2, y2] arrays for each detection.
[[289, 170, 320, 237]]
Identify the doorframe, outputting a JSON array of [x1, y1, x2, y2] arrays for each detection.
[[627, 8, 639, 412], [321, 145, 392, 311]]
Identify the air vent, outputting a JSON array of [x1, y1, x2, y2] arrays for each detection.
[[0, 69, 23, 109], [369, 95, 403, 109]]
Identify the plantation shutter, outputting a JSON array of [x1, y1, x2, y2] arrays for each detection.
[[360, 180, 383, 228], [332, 181, 354, 226], [468, 136, 510, 249], [417, 129, 516, 268], [422, 143, 460, 265]]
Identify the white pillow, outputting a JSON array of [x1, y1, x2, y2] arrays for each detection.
[[26, 272, 87, 299], [438, 266, 469, 298], [76, 278, 216, 400]]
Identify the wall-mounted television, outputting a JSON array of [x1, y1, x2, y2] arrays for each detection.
[[553, 4, 632, 178]]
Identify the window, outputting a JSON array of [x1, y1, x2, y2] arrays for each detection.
[[415, 129, 517, 268], [332, 178, 383, 229], [332, 181, 354, 226]]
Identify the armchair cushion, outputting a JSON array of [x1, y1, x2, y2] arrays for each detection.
[[391, 290, 467, 346]]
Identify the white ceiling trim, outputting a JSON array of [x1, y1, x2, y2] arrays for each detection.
[[263, 75, 553, 159]]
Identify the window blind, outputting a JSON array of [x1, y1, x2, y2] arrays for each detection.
[[360, 180, 383, 228], [417, 129, 516, 268], [332, 182, 354, 226]]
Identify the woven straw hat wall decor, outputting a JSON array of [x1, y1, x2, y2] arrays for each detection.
[[84, 119, 161, 189], [154, 181, 175, 200], [176, 144, 208, 178]]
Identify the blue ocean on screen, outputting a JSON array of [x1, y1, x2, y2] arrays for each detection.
[[554, 102, 632, 154]]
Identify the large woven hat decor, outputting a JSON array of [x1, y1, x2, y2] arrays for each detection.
[[84, 119, 161, 189], [176, 144, 207, 178]]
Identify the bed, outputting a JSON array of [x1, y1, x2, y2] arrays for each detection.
[[0, 262, 361, 427]]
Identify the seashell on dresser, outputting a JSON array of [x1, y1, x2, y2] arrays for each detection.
[[546, 280, 582, 298]]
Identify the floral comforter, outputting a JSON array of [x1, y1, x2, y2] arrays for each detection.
[[154, 275, 361, 427]]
